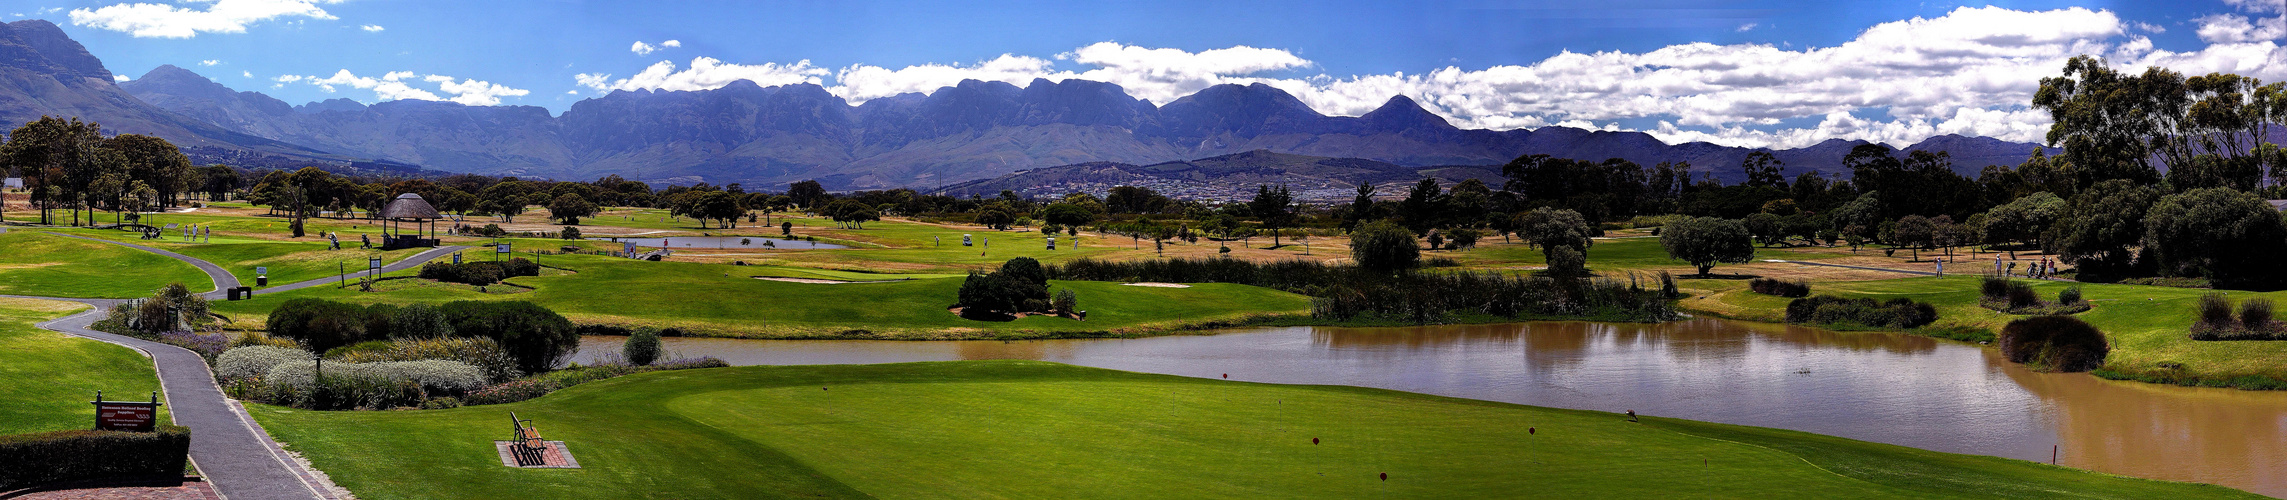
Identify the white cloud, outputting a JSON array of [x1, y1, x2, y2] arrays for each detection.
[[276, 69, 531, 105], [576, 57, 828, 93], [113, 75, 129, 82], [360, 24, 382, 32], [1737, 23, 1758, 32], [69, 0, 346, 38], [199, 59, 219, 66], [631, 40, 682, 55], [2132, 21, 2166, 34], [242, 70, 252, 78]]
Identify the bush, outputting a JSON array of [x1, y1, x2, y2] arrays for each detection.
[[419, 397, 462, 409], [1053, 289, 1078, 315], [390, 304, 454, 339], [437, 301, 579, 374], [266, 299, 394, 354], [623, 328, 661, 366], [2243, 298, 2275, 331], [1748, 278, 1809, 298], [2006, 282, 2040, 309], [0, 425, 190, 490], [157, 331, 228, 363], [560, 226, 582, 240], [1350, 221, 1421, 271], [2058, 286, 2083, 305], [1783, 295, 1938, 329], [417, 258, 540, 286], [324, 340, 396, 359], [1544, 245, 1586, 278], [957, 258, 1054, 316], [2197, 292, 2235, 328], [1998, 316, 2109, 372], [215, 345, 312, 380], [1981, 275, 2011, 300], [463, 379, 560, 406], [265, 359, 488, 396]]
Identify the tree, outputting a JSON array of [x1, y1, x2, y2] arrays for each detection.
[[691, 190, 745, 228], [1248, 185, 1294, 247], [0, 117, 108, 225], [1829, 192, 1882, 242], [1350, 221, 1420, 272], [787, 180, 828, 210], [623, 328, 662, 366], [1516, 207, 1595, 258], [438, 300, 579, 374], [2032, 55, 2170, 189], [1341, 182, 1378, 232], [1981, 192, 2064, 254], [547, 193, 597, 225], [1038, 203, 1096, 228], [2143, 187, 2287, 288], [976, 208, 1015, 230], [1545, 245, 1587, 278], [956, 258, 1053, 316], [1893, 215, 1935, 261], [1743, 212, 1785, 247], [479, 182, 529, 222], [2044, 179, 2163, 276], [1741, 151, 1785, 188], [1660, 217, 1754, 276], [1398, 178, 1445, 233]]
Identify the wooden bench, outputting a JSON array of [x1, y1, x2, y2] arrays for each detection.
[[509, 412, 547, 466]]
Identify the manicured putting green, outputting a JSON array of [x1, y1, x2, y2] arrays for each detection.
[[250, 361, 2258, 499]]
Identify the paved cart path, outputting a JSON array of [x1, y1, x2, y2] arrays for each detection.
[[3, 226, 469, 500]]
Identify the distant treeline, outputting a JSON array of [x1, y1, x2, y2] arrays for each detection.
[[1047, 258, 1677, 323]]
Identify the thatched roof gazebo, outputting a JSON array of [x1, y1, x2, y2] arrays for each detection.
[[379, 193, 443, 249]]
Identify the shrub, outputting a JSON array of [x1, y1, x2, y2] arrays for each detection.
[[158, 331, 229, 363], [1998, 316, 2109, 372], [419, 397, 462, 409], [2241, 298, 2274, 331], [325, 340, 396, 359], [957, 258, 1054, 316], [390, 304, 454, 339], [334, 336, 521, 383], [1350, 221, 1420, 271], [1544, 245, 1586, 278], [623, 328, 662, 366], [0, 426, 191, 490], [231, 331, 303, 350], [2006, 282, 2040, 309], [266, 299, 380, 354], [215, 345, 311, 380], [463, 379, 561, 405], [560, 226, 582, 240], [1783, 295, 1938, 329], [437, 301, 579, 374], [417, 259, 540, 286], [1981, 275, 2010, 300], [2058, 286, 2083, 306], [1053, 289, 1078, 315], [2197, 292, 2236, 328], [1748, 278, 1810, 298], [266, 359, 488, 396]]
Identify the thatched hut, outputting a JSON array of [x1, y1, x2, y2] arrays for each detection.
[[380, 193, 443, 249]]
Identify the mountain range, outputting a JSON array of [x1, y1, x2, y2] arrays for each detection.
[[3, 19, 2060, 191]]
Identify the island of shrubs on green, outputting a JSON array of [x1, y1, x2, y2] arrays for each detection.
[[418, 257, 541, 287], [1980, 276, 2089, 315], [2191, 292, 2284, 341], [1997, 316, 2109, 372], [1747, 278, 1810, 298], [1783, 296, 1940, 330]]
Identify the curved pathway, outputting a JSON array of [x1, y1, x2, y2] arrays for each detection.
[[4, 226, 469, 500]]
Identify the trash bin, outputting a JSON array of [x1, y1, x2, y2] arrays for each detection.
[[256, 276, 268, 287]]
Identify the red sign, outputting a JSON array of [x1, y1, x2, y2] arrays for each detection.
[[94, 402, 158, 432]]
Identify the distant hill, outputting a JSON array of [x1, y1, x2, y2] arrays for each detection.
[[3, 19, 2064, 190], [0, 20, 332, 166], [941, 150, 1505, 202]]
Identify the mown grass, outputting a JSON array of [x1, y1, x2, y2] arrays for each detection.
[[48, 228, 424, 289], [0, 231, 211, 298], [1682, 274, 2287, 389], [207, 252, 1313, 339], [0, 298, 169, 435], [249, 361, 2260, 500]]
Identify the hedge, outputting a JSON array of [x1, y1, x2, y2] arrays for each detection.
[[418, 258, 540, 286], [0, 426, 190, 490]]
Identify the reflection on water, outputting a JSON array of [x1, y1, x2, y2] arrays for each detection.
[[576, 318, 2287, 497]]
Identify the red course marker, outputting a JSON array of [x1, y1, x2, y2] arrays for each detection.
[[1380, 472, 1387, 481], [1312, 438, 1319, 445]]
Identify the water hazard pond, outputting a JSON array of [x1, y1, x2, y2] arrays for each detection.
[[575, 318, 2287, 497]]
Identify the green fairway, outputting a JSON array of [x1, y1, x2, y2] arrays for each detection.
[[0, 298, 168, 435], [0, 231, 212, 298], [48, 228, 428, 289], [1446, 237, 1857, 273], [207, 252, 1312, 339], [249, 361, 2258, 500]]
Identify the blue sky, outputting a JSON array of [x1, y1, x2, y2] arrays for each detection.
[[15, 0, 2279, 148]]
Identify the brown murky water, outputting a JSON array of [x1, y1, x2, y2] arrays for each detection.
[[576, 318, 2287, 497]]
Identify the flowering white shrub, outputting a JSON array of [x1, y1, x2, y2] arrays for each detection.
[[215, 346, 312, 380]]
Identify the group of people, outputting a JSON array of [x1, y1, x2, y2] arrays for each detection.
[[1995, 256, 2059, 279], [323, 231, 372, 251], [180, 224, 209, 243]]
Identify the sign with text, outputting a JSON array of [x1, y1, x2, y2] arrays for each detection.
[[370, 257, 382, 271], [93, 401, 160, 432], [497, 243, 511, 254], [256, 266, 268, 276]]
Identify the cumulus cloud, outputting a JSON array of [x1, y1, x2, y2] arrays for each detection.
[[276, 69, 531, 105], [199, 59, 220, 66], [70, 0, 346, 38], [360, 24, 382, 32], [1736, 23, 1758, 32], [575, 57, 827, 93], [630, 39, 680, 56], [242, 70, 252, 78], [113, 75, 129, 82]]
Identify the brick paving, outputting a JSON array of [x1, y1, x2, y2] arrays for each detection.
[[6, 478, 219, 500]]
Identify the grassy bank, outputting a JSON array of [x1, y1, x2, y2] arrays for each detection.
[[0, 298, 169, 434], [1681, 274, 2287, 389], [207, 252, 1313, 339], [250, 361, 2258, 499], [0, 231, 210, 298]]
